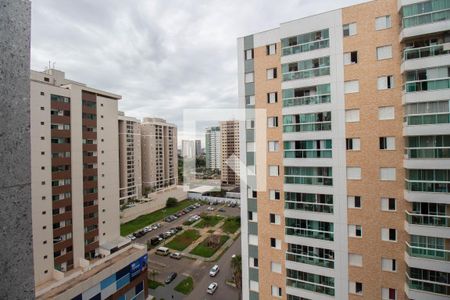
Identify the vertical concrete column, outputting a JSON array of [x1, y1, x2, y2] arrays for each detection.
[[0, 0, 34, 298]]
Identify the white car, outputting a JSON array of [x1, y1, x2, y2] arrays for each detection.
[[127, 234, 136, 241], [143, 226, 152, 233], [207, 282, 218, 294], [209, 265, 219, 277], [207, 206, 215, 211]]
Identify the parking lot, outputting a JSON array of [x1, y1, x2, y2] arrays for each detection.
[[131, 202, 241, 299]]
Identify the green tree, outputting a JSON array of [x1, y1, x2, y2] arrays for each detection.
[[231, 254, 242, 299], [166, 197, 178, 208]]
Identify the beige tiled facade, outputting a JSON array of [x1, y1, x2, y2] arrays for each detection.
[[239, 0, 450, 299], [221, 120, 240, 186]]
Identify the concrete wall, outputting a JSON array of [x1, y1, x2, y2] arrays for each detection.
[[0, 0, 35, 298]]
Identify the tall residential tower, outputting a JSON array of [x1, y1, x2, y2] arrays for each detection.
[[221, 120, 240, 186], [206, 126, 222, 171], [238, 1, 450, 299]]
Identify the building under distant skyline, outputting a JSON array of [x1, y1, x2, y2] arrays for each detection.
[[181, 139, 202, 159], [239, 0, 450, 300], [220, 120, 240, 186], [205, 126, 221, 171], [118, 111, 142, 204], [141, 117, 178, 193], [30, 68, 148, 299]]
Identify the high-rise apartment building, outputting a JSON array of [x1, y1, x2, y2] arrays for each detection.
[[181, 139, 202, 159], [31, 69, 148, 299], [221, 120, 240, 185], [141, 117, 177, 192], [238, 1, 450, 299], [206, 126, 222, 170], [118, 112, 142, 204]]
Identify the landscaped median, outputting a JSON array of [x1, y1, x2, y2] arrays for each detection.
[[166, 229, 200, 251], [194, 214, 224, 228], [221, 216, 241, 234], [148, 279, 164, 290], [120, 199, 195, 236], [190, 234, 230, 258], [174, 276, 194, 295]]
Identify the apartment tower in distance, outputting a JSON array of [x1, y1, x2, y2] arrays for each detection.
[[238, 1, 450, 300], [30, 69, 148, 299], [206, 126, 222, 171], [221, 120, 240, 185], [141, 117, 178, 193], [118, 111, 142, 204]]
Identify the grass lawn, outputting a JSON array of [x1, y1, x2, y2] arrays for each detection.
[[174, 276, 194, 295], [166, 229, 200, 251], [148, 279, 164, 289], [221, 217, 241, 234], [190, 235, 229, 258], [194, 215, 224, 228], [120, 199, 195, 236]]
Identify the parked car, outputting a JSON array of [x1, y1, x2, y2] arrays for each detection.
[[165, 272, 177, 284], [151, 225, 158, 230], [150, 237, 160, 245], [207, 206, 215, 211], [207, 282, 218, 294], [176, 226, 183, 231], [127, 234, 136, 241], [218, 208, 225, 212], [170, 252, 182, 259], [195, 203, 201, 207], [169, 229, 177, 235], [176, 212, 183, 217], [156, 247, 170, 256], [144, 226, 152, 233], [209, 265, 220, 277], [163, 232, 172, 239], [158, 233, 165, 239]]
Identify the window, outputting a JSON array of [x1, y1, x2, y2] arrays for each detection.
[[344, 51, 358, 65], [378, 106, 395, 120], [381, 228, 397, 242], [270, 238, 281, 249], [250, 257, 259, 268], [246, 119, 255, 129], [267, 68, 277, 79], [347, 167, 361, 180], [267, 116, 278, 128], [376, 15, 392, 30], [381, 197, 396, 211], [270, 213, 281, 225], [267, 92, 278, 103], [382, 287, 397, 300], [249, 234, 258, 246], [343, 23, 357, 36], [249, 280, 259, 292], [377, 45, 393, 60], [382, 258, 397, 272], [247, 142, 256, 152], [344, 80, 359, 93], [248, 211, 257, 222], [246, 95, 255, 106], [348, 196, 361, 208], [267, 43, 276, 55], [349, 224, 362, 237], [245, 49, 254, 60], [269, 190, 280, 200], [377, 75, 394, 90], [380, 168, 396, 181], [271, 262, 282, 273], [349, 253, 363, 267], [380, 137, 395, 150], [245, 72, 254, 83], [268, 141, 279, 152], [269, 165, 279, 176], [349, 281, 363, 295], [345, 109, 360, 122], [272, 286, 282, 297], [346, 138, 361, 151]]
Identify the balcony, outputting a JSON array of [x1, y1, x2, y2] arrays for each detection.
[[402, 44, 450, 73], [407, 241, 450, 261], [404, 78, 450, 93], [282, 66, 330, 82], [405, 272, 450, 299], [286, 251, 334, 269], [283, 94, 331, 108], [285, 227, 334, 241], [405, 211, 450, 238], [400, 6, 450, 40]]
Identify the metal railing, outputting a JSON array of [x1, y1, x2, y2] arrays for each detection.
[[405, 210, 449, 227], [406, 241, 450, 261], [404, 44, 450, 60]]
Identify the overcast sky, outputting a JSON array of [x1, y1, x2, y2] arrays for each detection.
[[31, 0, 368, 144]]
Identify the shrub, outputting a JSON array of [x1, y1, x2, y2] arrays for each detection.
[[166, 197, 178, 208]]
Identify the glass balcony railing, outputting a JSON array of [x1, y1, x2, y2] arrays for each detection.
[[405, 146, 450, 158], [285, 226, 334, 241], [285, 201, 334, 213], [402, 8, 450, 28], [404, 113, 450, 125], [405, 180, 450, 193], [286, 278, 335, 296], [282, 39, 330, 56], [284, 149, 332, 159], [406, 241, 450, 261], [282, 66, 330, 82], [406, 272, 450, 296], [286, 251, 335, 268], [283, 122, 332, 133], [283, 94, 331, 108], [405, 210, 449, 227], [405, 78, 450, 93], [404, 44, 450, 60]]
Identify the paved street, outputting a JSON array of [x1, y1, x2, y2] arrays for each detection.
[[141, 203, 241, 300]]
